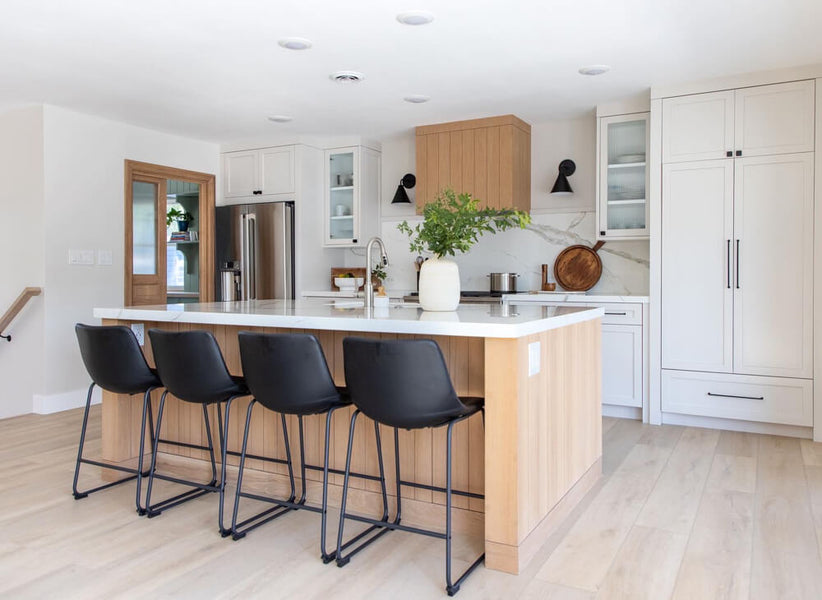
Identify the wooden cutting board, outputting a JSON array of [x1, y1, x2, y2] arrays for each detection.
[[553, 241, 605, 291]]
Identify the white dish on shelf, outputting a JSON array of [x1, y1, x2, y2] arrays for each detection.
[[613, 153, 646, 164]]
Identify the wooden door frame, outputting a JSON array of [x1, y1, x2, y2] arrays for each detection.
[[124, 160, 216, 305]]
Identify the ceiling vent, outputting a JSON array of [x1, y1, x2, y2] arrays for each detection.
[[330, 71, 365, 83]]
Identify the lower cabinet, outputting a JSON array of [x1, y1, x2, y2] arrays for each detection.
[[602, 324, 643, 408], [662, 369, 813, 427]]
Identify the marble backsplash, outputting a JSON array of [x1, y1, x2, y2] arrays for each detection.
[[347, 212, 649, 296]]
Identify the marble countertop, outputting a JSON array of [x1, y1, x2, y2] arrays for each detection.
[[94, 299, 603, 339], [503, 292, 649, 303]]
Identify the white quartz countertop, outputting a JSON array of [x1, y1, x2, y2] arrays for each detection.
[[502, 292, 649, 303], [94, 299, 603, 339]]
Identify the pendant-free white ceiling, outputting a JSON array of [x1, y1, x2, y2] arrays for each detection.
[[1, 0, 820, 143]]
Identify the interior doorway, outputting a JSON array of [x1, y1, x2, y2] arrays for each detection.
[[124, 160, 215, 306]]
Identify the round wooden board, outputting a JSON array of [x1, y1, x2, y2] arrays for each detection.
[[553, 242, 604, 291]]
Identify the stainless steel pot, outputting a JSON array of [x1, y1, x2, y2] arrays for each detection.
[[488, 272, 520, 294]]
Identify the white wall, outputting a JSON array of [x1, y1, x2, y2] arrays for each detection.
[[349, 114, 649, 295], [0, 107, 46, 418], [24, 105, 218, 413]]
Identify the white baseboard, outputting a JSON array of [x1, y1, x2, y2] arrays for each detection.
[[661, 411, 813, 439], [602, 404, 642, 420], [33, 386, 100, 415]]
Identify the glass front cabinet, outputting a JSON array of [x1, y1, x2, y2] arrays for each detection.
[[597, 112, 650, 240], [323, 145, 380, 247]]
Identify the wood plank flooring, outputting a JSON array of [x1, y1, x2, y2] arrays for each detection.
[[2, 408, 822, 599]]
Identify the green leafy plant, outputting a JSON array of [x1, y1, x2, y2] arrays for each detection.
[[166, 207, 194, 226], [397, 188, 531, 257], [371, 264, 388, 282]]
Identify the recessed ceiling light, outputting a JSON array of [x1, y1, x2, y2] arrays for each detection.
[[578, 65, 611, 76], [403, 95, 430, 104], [396, 11, 434, 26], [330, 71, 365, 83], [267, 115, 293, 123], [278, 37, 313, 50]]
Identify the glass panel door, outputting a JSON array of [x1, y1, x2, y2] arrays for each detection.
[[605, 117, 647, 231], [328, 150, 355, 241], [132, 180, 158, 274]]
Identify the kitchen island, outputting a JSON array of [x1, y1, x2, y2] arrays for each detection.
[[94, 299, 603, 574]]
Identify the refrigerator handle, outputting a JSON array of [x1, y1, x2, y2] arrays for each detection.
[[284, 202, 294, 300], [247, 213, 257, 300]]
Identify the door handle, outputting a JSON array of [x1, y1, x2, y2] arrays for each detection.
[[726, 240, 731, 289], [707, 392, 764, 401], [735, 239, 740, 289]]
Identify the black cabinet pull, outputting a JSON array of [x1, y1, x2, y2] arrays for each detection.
[[707, 392, 764, 401], [352, 239, 357, 244], [726, 151, 733, 157], [600, 231, 606, 236], [604, 312, 627, 316], [735, 240, 740, 289], [735, 150, 742, 157]]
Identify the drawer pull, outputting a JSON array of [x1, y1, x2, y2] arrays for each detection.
[[707, 392, 764, 401], [605, 312, 627, 316]]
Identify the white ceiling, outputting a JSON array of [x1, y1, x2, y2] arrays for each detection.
[[2, 0, 821, 143]]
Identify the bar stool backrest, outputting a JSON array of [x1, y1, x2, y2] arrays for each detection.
[[343, 337, 465, 429], [75, 323, 160, 394], [148, 329, 240, 404], [238, 332, 340, 415]]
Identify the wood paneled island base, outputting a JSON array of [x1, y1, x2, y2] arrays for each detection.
[[98, 300, 602, 575]]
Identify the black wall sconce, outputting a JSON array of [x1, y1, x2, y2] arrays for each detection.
[[550, 159, 576, 195], [391, 173, 416, 204]]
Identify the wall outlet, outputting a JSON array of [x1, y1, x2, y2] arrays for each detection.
[[68, 249, 95, 265], [97, 249, 113, 266], [528, 341, 541, 377], [131, 323, 145, 346]]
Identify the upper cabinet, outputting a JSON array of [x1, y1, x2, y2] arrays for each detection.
[[662, 80, 815, 163], [323, 145, 380, 247], [596, 112, 650, 240], [415, 115, 531, 214], [223, 145, 295, 200]]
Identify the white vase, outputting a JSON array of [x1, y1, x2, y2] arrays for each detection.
[[418, 257, 460, 311]]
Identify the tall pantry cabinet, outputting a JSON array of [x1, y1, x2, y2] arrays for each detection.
[[660, 80, 816, 429]]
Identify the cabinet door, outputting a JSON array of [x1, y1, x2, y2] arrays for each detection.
[[735, 81, 815, 157], [662, 91, 735, 163], [602, 324, 643, 407], [325, 147, 359, 246], [598, 113, 649, 239], [662, 160, 734, 372], [733, 153, 814, 378], [260, 146, 295, 195], [223, 151, 258, 198]]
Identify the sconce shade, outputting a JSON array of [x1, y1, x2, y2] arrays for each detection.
[[550, 159, 576, 195]]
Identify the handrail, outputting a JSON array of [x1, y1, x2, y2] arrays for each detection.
[[0, 287, 42, 342]]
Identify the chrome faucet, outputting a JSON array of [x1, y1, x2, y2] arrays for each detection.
[[364, 237, 389, 310]]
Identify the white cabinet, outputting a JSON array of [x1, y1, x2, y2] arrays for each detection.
[[223, 146, 296, 200], [662, 90, 734, 162], [324, 146, 380, 247], [662, 160, 734, 373], [596, 112, 650, 240], [733, 153, 814, 378], [662, 80, 814, 163], [602, 324, 643, 408]]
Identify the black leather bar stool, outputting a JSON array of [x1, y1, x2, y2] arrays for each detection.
[[336, 337, 486, 596], [144, 329, 249, 535], [231, 332, 350, 562], [73, 324, 161, 512]]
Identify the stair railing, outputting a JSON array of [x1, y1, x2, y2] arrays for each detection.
[[0, 287, 42, 342]]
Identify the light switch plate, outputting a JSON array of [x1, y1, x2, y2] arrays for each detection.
[[68, 249, 95, 265], [130, 323, 145, 346], [97, 249, 113, 266], [528, 341, 541, 377]]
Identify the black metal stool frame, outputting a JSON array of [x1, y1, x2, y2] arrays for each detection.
[[231, 402, 391, 563], [72, 381, 159, 511], [335, 409, 486, 597]]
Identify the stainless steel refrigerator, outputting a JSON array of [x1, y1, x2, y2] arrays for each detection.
[[215, 202, 294, 301]]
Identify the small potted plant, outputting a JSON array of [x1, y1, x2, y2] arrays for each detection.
[[398, 188, 530, 311], [166, 207, 194, 232], [371, 263, 388, 289]]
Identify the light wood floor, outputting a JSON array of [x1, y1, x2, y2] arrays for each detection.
[[2, 408, 822, 599]]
